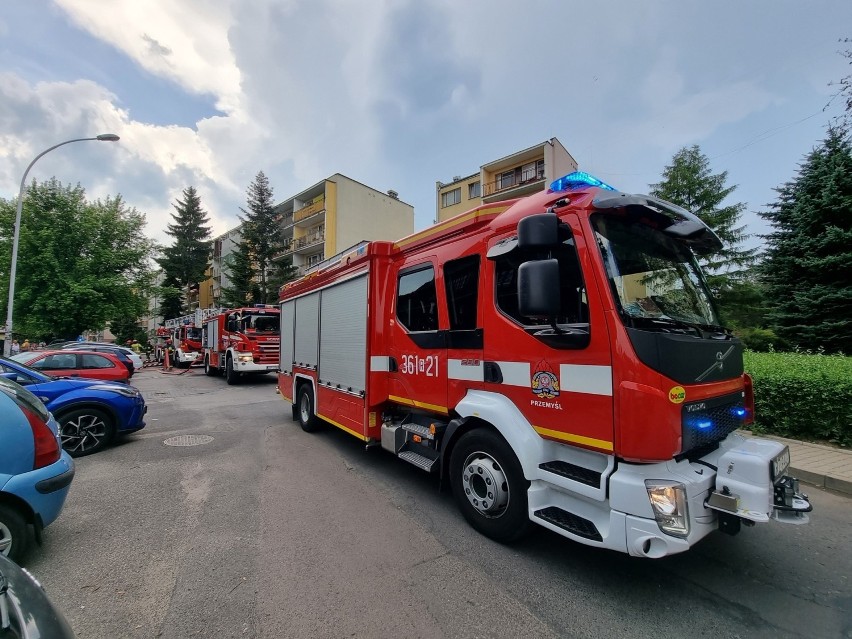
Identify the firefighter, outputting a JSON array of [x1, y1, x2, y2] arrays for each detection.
[[131, 339, 142, 355]]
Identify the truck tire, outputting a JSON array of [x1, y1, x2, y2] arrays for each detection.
[[296, 385, 321, 432], [0, 503, 29, 562], [449, 428, 531, 543], [225, 355, 240, 385], [204, 355, 217, 377]]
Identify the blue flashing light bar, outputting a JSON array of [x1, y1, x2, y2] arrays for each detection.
[[550, 171, 617, 193]]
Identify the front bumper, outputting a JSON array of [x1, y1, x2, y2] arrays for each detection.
[[529, 433, 811, 558]]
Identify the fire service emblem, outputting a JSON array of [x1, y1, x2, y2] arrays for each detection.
[[531, 360, 560, 399]]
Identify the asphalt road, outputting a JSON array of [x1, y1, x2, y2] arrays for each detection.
[[22, 367, 852, 639]]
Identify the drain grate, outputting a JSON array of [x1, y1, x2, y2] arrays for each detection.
[[164, 434, 214, 447]]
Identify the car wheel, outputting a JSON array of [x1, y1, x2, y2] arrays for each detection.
[[204, 355, 217, 377], [449, 428, 531, 543], [0, 503, 29, 562], [225, 355, 240, 385], [297, 385, 321, 432], [58, 407, 116, 457]]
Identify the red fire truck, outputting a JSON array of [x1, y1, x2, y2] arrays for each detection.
[[277, 171, 811, 558], [163, 308, 223, 367], [202, 306, 281, 384]]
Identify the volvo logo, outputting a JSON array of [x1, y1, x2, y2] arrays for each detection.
[[695, 346, 735, 382]]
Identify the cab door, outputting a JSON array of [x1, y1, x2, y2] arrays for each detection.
[[387, 258, 448, 416]]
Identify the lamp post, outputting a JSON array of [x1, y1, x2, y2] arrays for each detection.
[[3, 134, 120, 356]]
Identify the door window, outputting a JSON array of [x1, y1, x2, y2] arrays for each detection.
[[81, 354, 113, 369], [444, 255, 480, 330], [397, 265, 438, 332]]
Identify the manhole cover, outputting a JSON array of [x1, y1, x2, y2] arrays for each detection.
[[163, 435, 214, 447]]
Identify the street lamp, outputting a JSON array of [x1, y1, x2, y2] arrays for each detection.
[[3, 134, 120, 356]]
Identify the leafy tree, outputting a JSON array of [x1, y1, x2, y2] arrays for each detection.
[[759, 127, 852, 353], [109, 311, 149, 345], [650, 145, 759, 326], [0, 178, 156, 341], [237, 171, 288, 304], [156, 186, 212, 315]]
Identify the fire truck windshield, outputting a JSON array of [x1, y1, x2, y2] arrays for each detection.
[[186, 327, 202, 341], [592, 214, 721, 330], [237, 313, 280, 333]]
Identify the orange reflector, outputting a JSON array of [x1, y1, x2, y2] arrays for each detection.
[[413, 435, 422, 443], [429, 424, 436, 435]]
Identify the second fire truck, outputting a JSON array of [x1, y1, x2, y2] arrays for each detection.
[[202, 306, 281, 384], [163, 308, 223, 367], [277, 171, 811, 558]]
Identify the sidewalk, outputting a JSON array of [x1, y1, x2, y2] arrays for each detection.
[[748, 432, 852, 496]]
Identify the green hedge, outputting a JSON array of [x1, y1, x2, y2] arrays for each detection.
[[744, 351, 852, 447]]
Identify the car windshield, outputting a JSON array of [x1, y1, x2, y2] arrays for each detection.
[[0, 356, 55, 381], [592, 213, 721, 328], [10, 352, 40, 364]]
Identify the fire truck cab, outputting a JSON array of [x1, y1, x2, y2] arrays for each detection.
[[277, 171, 811, 558], [202, 306, 281, 384]]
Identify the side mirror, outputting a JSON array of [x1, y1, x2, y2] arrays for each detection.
[[518, 214, 561, 248], [518, 259, 561, 318]]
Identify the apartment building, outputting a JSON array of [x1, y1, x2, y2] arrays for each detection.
[[202, 225, 242, 309], [435, 137, 578, 223], [271, 173, 413, 276], [196, 174, 413, 309]]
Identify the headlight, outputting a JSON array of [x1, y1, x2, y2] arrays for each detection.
[[771, 447, 791, 482], [89, 384, 139, 398], [645, 480, 689, 537], [238, 354, 253, 362]]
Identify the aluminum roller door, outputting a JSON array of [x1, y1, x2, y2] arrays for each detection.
[[279, 300, 295, 374], [319, 274, 368, 393], [294, 292, 320, 368]]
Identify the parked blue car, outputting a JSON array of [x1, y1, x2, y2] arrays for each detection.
[[0, 375, 74, 561], [0, 356, 147, 458]]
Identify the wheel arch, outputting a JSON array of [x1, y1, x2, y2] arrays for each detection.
[[51, 401, 117, 424], [441, 390, 545, 483], [0, 492, 36, 526]]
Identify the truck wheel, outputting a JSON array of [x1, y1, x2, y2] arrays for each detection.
[[225, 355, 240, 385], [0, 503, 29, 562], [449, 429, 531, 543], [204, 355, 217, 377], [297, 385, 321, 432]]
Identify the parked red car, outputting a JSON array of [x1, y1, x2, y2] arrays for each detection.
[[11, 350, 131, 382]]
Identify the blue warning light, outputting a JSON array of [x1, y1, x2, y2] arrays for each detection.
[[550, 171, 617, 193]]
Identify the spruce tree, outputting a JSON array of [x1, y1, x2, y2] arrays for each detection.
[[650, 146, 759, 327], [157, 186, 212, 314], [237, 171, 288, 304], [759, 127, 852, 353], [220, 244, 258, 308]]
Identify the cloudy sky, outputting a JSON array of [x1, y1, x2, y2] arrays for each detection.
[[1, 1, 849, 251]]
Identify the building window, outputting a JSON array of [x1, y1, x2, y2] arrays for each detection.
[[537, 159, 545, 179], [521, 162, 536, 182], [441, 188, 461, 208], [307, 253, 324, 267], [468, 182, 481, 199], [499, 170, 516, 190]]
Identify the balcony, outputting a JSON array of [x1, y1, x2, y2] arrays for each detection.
[[273, 232, 325, 261], [482, 169, 546, 198]]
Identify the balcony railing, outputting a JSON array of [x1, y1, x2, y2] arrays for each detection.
[[272, 232, 325, 261], [482, 170, 545, 197]]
